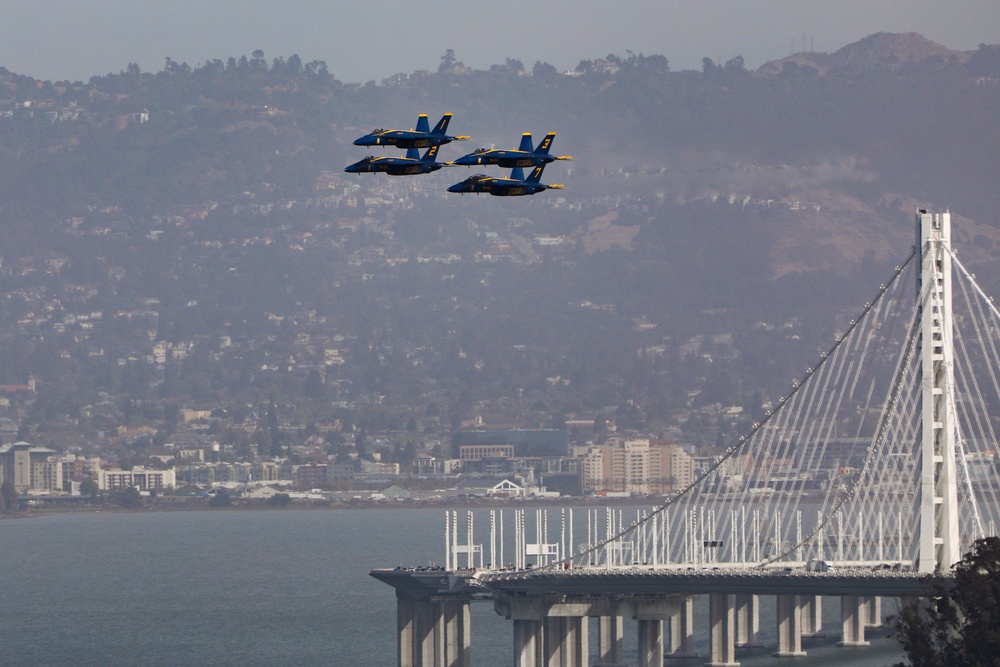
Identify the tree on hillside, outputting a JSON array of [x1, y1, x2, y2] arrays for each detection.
[[890, 536, 1000, 667]]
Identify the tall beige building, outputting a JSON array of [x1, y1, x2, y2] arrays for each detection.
[[0, 441, 62, 493], [580, 438, 693, 495]]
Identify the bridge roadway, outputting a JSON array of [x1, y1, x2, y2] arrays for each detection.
[[371, 565, 943, 667], [476, 564, 935, 597]]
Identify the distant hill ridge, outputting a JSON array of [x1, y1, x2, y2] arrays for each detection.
[[758, 32, 977, 75]]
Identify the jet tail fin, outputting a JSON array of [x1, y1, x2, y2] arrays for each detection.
[[415, 114, 430, 134], [525, 165, 546, 183], [517, 133, 534, 153], [420, 146, 440, 162], [534, 133, 556, 155], [510, 167, 526, 181], [431, 113, 453, 135], [405, 148, 420, 160]]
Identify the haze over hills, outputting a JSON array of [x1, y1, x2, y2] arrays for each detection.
[[0, 33, 998, 460]]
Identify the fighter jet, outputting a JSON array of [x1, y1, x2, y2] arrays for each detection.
[[353, 113, 469, 149], [452, 132, 571, 169], [344, 145, 448, 176], [447, 165, 564, 197]]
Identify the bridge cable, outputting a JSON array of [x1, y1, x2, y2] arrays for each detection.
[[549, 248, 918, 571]]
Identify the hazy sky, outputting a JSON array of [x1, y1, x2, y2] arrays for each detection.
[[2, 1, 999, 83]]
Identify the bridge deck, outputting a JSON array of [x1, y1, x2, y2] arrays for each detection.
[[373, 566, 944, 601]]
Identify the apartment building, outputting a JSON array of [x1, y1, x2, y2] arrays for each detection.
[[580, 438, 693, 495]]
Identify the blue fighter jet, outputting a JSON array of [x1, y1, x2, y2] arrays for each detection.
[[344, 145, 448, 176], [452, 132, 571, 169], [353, 113, 469, 149], [447, 165, 564, 197]]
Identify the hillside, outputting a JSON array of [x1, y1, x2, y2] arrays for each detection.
[[757, 32, 968, 76], [0, 34, 998, 452]]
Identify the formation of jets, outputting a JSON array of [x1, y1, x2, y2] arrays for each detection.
[[346, 113, 569, 197]]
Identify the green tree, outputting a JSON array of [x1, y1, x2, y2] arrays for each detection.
[[1, 480, 17, 514], [80, 478, 100, 499], [891, 537, 1000, 667], [268, 492, 291, 506], [112, 486, 142, 508], [208, 488, 232, 508]]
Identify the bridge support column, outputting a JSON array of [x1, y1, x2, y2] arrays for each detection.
[[565, 616, 588, 667], [546, 603, 591, 667], [838, 596, 869, 647], [667, 596, 696, 658], [598, 615, 624, 665], [633, 598, 681, 667], [708, 593, 739, 667], [462, 603, 471, 667], [398, 595, 417, 667], [544, 616, 565, 667], [440, 599, 470, 667], [864, 596, 882, 628], [800, 595, 825, 639], [511, 600, 546, 667], [544, 616, 588, 667], [514, 620, 543, 667], [774, 595, 806, 657], [735, 594, 762, 648], [414, 599, 438, 667], [637, 619, 664, 667]]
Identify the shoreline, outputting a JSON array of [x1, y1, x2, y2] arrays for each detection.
[[5, 493, 657, 520]]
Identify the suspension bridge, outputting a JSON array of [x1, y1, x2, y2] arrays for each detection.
[[372, 211, 1000, 666]]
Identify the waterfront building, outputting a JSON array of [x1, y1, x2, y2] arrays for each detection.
[[0, 441, 62, 493], [580, 438, 693, 495], [412, 457, 462, 474], [453, 429, 567, 458], [98, 466, 175, 491]]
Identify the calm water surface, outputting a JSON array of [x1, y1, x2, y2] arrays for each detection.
[[0, 508, 904, 666]]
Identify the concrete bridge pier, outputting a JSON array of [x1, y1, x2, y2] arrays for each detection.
[[666, 596, 696, 658], [509, 600, 592, 667], [800, 595, 825, 639], [734, 594, 762, 648], [544, 610, 589, 667], [597, 615, 624, 666], [632, 599, 677, 667], [838, 596, 870, 647], [774, 595, 807, 657], [637, 619, 664, 667], [397, 595, 418, 667], [509, 600, 546, 667], [863, 596, 883, 628], [708, 593, 739, 667], [513, 619, 543, 667], [442, 599, 472, 667], [396, 593, 471, 667]]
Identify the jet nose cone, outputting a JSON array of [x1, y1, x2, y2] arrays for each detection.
[[453, 156, 475, 166], [447, 184, 463, 193], [344, 164, 357, 173]]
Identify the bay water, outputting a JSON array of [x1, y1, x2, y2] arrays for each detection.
[[0, 508, 904, 666]]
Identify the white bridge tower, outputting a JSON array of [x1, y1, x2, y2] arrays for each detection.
[[917, 210, 961, 573]]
